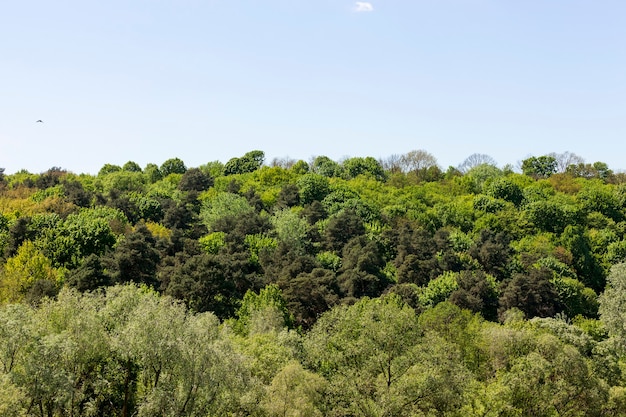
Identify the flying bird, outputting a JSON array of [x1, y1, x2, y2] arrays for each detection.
[[36, 120, 43, 123]]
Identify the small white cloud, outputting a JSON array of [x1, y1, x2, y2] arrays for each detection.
[[354, 2, 374, 12]]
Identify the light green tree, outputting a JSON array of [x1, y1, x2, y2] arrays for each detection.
[[262, 361, 327, 417]]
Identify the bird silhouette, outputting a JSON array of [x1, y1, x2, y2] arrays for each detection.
[[36, 120, 43, 123]]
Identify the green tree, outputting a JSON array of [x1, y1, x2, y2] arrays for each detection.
[[122, 161, 142, 172], [297, 174, 331, 205], [0, 241, 59, 304], [599, 263, 626, 350], [341, 156, 386, 181], [224, 150, 265, 175], [160, 157, 187, 176], [311, 156, 342, 178], [98, 163, 122, 176], [144, 163, 163, 183], [262, 361, 327, 417], [108, 224, 160, 287], [521, 155, 557, 179], [305, 295, 423, 415], [199, 192, 254, 232]]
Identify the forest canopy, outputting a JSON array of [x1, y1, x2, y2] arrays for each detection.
[[2, 149, 626, 416]]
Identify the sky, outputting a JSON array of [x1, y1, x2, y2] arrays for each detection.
[[1, 0, 625, 175]]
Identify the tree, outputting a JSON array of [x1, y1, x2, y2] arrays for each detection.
[[281, 268, 340, 329], [160, 157, 187, 176], [162, 251, 248, 318], [341, 156, 386, 181], [599, 263, 626, 349], [524, 199, 579, 234], [177, 167, 213, 193], [469, 229, 512, 280], [262, 361, 327, 417], [336, 236, 387, 299], [235, 284, 294, 333], [560, 225, 605, 292], [304, 295, 422, 415], [296, 174, 331, 205], [323, 209, 365, 252], [61, 179, 91, 207], [449, 270, 499, 321], [549, 151, 585, 173], [399, 149, 438, 173], [224, 150, 265, 175], [123, 161, 143, 172], [276, 183, 300, 208], [310, 156, 342, 177], [65, 253, 111, 292], [108, 224, 160, 287], [98, 163, 122, 176], [486, 177, 523, 206], [498, 267, 561, 320], [200, 192, 254, 232], [0, 241, 59, 304], [144, 163, 163, 183], [270, 208, 310, 253], [521, 155, 557, 179], [458, 153, 498, 173]]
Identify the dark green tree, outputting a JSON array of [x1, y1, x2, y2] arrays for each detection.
[[324, 209, 366, 252], [223, 150, 265, 175], [498, 267, 561, 320], [178, 167, 213, 193], [65, 253, 111, 292], [108, 224, 160, 287], [448, 270, 499, 321]]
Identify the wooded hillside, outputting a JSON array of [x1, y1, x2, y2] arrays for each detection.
[[1, 150, 626, 416]]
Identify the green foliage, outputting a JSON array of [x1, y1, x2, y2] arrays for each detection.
[[99, 170, 147, 194], [315, 251, 342, 271], [143, 163, 162, 183], [0, 241, 59, 304], [296, 173, 331, 204], [522, 155, 558, 179], [4, 150, 626, 416], [224, 150, 265, 175], [486, 177, 524, 206], [199, 191, 255, 231], [236, 284, 294, 333], [524, 199, 579, 233], [419, 271, 459, 307], [341, 156, 386, 181], [311, 155, 342, 177], [159, 157, 187, 176], [599, 263, 626, 349], [98, 163, 121, 176], [244, 233, 277, 264], [465, 163, 503, 191], [270, 208, 310, 252], [198, 231, 226, 254], [122, 161, 142, 172], [262, 361, 326, 417]]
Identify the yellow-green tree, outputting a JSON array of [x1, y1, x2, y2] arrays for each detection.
[[0, 241, 59, 304]]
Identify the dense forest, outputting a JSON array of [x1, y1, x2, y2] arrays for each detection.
[[2, 149, 626, 416]]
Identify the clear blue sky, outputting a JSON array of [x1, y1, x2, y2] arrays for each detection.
[[1, 1, 625, 175]]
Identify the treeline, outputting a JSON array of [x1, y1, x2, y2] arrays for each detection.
[[1, 150, 626, 415]]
